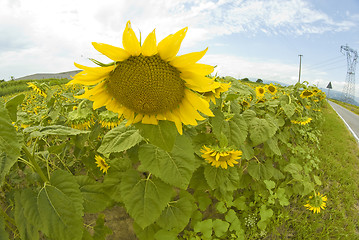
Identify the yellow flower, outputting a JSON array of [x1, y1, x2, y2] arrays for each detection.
[[304, 192, 327, 214], [68, 21, 218, 134], [255, 86, 265, 98], [200, 146, 242, 169], [95, 155, 110, 174], [27, 82, 47, 98], [300, 90, 313, 99], [203, 81, 231, 104], [241, 99, 250, 109], [266, 83, 277, 95], [291, 117, 312, 125]]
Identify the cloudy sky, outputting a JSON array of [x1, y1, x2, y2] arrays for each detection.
[[1, 0, 359, 96]]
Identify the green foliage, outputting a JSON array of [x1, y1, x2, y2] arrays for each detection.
[[0, 79, 331, 239]]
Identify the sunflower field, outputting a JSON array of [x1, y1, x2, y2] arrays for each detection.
[[0, 21, 327, 240]]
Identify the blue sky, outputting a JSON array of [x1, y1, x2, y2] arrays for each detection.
[[1, 0, 359, 97]]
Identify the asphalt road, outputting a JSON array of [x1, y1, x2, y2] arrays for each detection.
[[327, 100, 359, 143]]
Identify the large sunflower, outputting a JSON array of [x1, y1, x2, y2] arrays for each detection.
[[68, 21, 218, 134]]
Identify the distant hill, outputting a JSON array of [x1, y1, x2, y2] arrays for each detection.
[[15, 70, 82, 81]]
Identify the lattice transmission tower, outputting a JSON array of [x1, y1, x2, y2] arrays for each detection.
[[340, 44, 358, 103]]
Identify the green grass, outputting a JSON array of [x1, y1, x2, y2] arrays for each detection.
[[269, 101, 359, 239]]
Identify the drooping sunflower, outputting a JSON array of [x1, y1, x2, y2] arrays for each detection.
[[266, 83, 277, 95], [98, 110, 122, 129], [68, 21, 219, 134], [95, 155, 110, 174], [255, 86, 266, 99], [304, 192, 327, 214], [203, 81, 231, 104], [27, 82, 47, 98], [200, 145, 242, 169], [300, 89, 314, 99]]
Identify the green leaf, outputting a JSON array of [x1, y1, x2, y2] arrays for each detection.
[[265, 114, 278, 138], [93, 214, 112, 240], [241, 109, 256, 121], [212, 219, 230, 237], [194, 219, 213, 240], [313, 175, 322, 185], [226, 114, 248, 147], [0, 215, 9, 240], [14, 189, 40, 240], [247, 161, 272, 180], [76, 176, 111, 213], [5, 93, 25, 122], [24, 125, 89, 137], [215, 202, 227, 214], [282, 103, 295, 118], [133, 223, 159, 240], [248, 117, 271, 146], [283, 163, 303, 174], [98, 122, 143, 157], [210, 108, 226, 140], [120, 169, 172, 229], [265, 137, 281, 155], [0, 101, 22, 186], [257, 205, 273, 230], [37, 184, 83, 240], [157, 191, 195, 233], [154, 230, 178, 240], [263, 180, 275, 195], [138, 135, 196, 189], [276, 188, 289, 206], [225, 209, 244, 239], [232, 196, 248, 211], [136, 120, 178, 152], [204, 165, 239, 191], [50, 170, 84, 217]]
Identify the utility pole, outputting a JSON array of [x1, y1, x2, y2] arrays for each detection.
[[298, 54, 303, 83]]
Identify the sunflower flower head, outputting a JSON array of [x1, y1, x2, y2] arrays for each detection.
[[241, 99, 251, 109], [95, 155, 110, 174], [67, 21, 219, 134], [255, 86, 266, 99], [300, 89, 314, 99], [27, 82, 47, 98], [266, 83, 277, 95], [98, 110, 122, 129], [304, 192, 327, 214], [68, 105, 94, 130], [200, 145, 242, 169], [291, 117, 312, 125], [203, 81, 231, 104]]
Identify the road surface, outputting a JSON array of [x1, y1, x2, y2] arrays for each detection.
[[327, 100, 359, 143]]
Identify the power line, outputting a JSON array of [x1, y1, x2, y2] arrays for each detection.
[[305, 56, 344, 71]]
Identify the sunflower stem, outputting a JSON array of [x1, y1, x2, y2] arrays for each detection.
[[22, 145, 49, 183]]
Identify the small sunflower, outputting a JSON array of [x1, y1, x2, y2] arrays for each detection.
[[291, 117, 312, 125], [98, 110, 122, 129], [68, 105, 94, 130], [200, 145, 242, 169], [304, 192, 327, 214], [241, 99, 250, 109], [95, 155, 110, 174], [300, 90, 314, 99], [68, 21, 219, 134], [255, 86, 266, 99], [203, 81, 231, 104], [27, 82, 47, 98], [266, 83, 277, 95]]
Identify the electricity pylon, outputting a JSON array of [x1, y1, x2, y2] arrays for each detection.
[[340, 44, 358, 103]]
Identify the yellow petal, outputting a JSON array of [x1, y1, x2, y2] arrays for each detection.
[[142, 114, 158, 125], [181, 72, 215, 92], [170, 48, 208, 68], [142, 29, 158, 56], [185, 90, 214, 117], [165, 111, 183, 134], [157, 27, 188, 61], [122, 21, 141, 56], [74, 62, 115, 75], [178, 63, 214, 76], [92, 42, 131, 61], [92, 91, 112, 110], [75, 82, 106, 99], [69, 75, 107, 86]]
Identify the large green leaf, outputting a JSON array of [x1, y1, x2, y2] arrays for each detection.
[[120, 169, 172, 229], [136, 120, 178, 152], [0, 100, 22, 186], [247, 161, 273, 181], [37, 170, 83, 240], [248, 117, 271, 146], [5, 93, 25, 122], [226, 114, 248, 147], [138, 135, 196, 189], [157, 191, 195, 233], [204, 165, 239, 191], [98, 122, 143, 156], [76, 176, 111, 213], [0, 215, 9, 240], [282, 103, 296, 118], [24, 125, 89, 138], [14, 189, 41, 240]]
